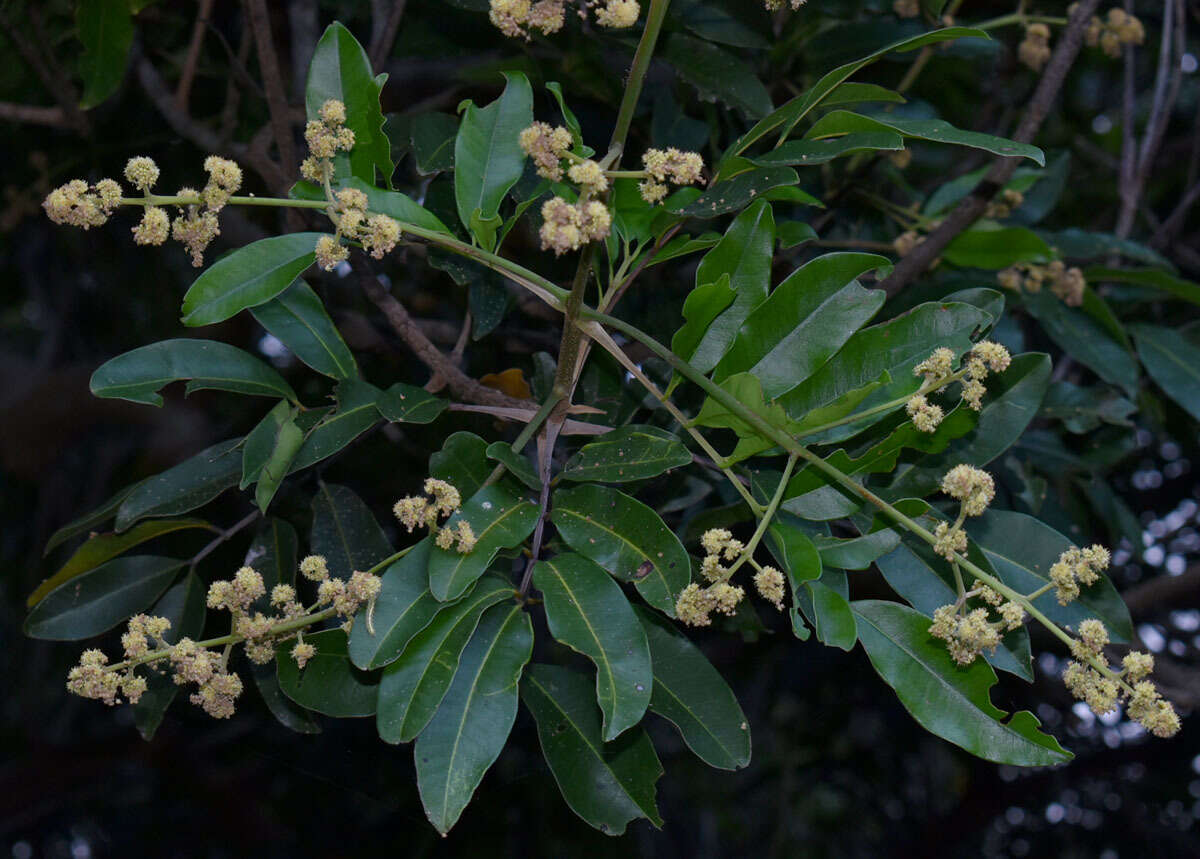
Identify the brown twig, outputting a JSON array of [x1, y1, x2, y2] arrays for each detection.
[[0, 8, 89, 134], [351, 253, 528, 408], [245, 0, 297, 172], [1122, 565, 1200, 617], [176, 0, 215, 110], [0, 102, 73, 128], [879, 0, 1101, 296], [369, 0, 409, 72]]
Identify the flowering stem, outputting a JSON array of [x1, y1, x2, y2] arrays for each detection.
[[724, 452, 798, 578], [107, 606, 338, 673], [118, 195, 330, 209], [973, 13, 1068, 31], [362, 541, 420, 577], [608, 0, 672, 157]]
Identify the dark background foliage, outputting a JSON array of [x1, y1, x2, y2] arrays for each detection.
[[2, 0, 1200, 856]]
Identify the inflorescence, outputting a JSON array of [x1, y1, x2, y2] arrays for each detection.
[[675, 528, 786, 627], [66, 558, 382, 719], [997, 260, 1086, 307], [393, 478, 478, 553], [489, 0, 641, 39], [904, 340, 1012, 434]]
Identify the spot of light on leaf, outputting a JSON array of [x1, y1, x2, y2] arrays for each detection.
[[1138, 623, 1166, 652]]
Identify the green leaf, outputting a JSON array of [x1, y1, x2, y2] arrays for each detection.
[[180, 234, 327, 327], [1041, 381, 1136, 434], [76, 0, 133, 108], [243, 517, 299, 615], [133, 571, 207, 739], [636, 608, 751, 770], [430, 432, 492, 500], [415, 603, 532, 834], [306, 22, 394, 186], [250, 280, 358, 379], [251, 663, 321, 734], [750, 133, 904, 167], [1047, 231, 1176, 270], [411, 112, 459, 175], [545, 81, 584, 147], [650, 232, 722, 266], [685, 200, 775, 373], [693, 372, 801, 464], [765, 514, 820, 639], [377, 382, 449, 424], [805, 111, 1045, 165], [662, 34, 773, 118], [44, 480, 145, 556], [24, 556, 184, 640], [668, 167, 800, 219], [815, 530, 898, 571], [1131, 324, 1200, 421], [551, 485, 691, 618], [310, 483, 392, 581], [521, 664, 664, 834], [942, 225, 1054, 269], [822, 82, 906, 107], [254, 414, 305, 513], [341, 176, 452, 235], [720, 27, 988, 168], [376, 576, 514, 742], [808, 580, 858, 651], [276, 629, 379, 717], [115, 439, 243, 531], [966, 511, 1133, 641], [778, 300, 991, 428], [288, 379, 383, 473], [853, 600, 1071, 766], [714, 252, 889, 398], [533, 554, 652, 741], [349, 539, 446, 669], [1025, 290, 1138, 398], [28, 517, 213, 608], [242, 401, 298, 488], [427, 486, 539, 602], [670, 276, 735, 368], [455, 72, 533, 250], [560, 426, 692, 484], [485, 442, 540, 490], [90, 339, 297, 407]]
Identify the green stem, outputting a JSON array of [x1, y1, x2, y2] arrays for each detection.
[[725, 452, 798, 577], [605, 170, 648, 179], [482, 391, 564, 487], [362, 541, 420, 577], [119, 195, 330, 209], [972, 13, 1067, 31], [608, 0, 672, 157]]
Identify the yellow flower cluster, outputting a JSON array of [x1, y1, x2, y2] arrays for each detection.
[[905, 341, 1010, 432], [928, 580, 1026, 666], [519, 122, 573, 181], [941, 464, 995, 517], [961, 341, 1011, 411], [539, 196, 612, 255], [518, 121, 615, 255], [766, 0, 808, 10], [489, 0, 640, 38], [1018, 23, 1053, 72], [984, 188, 1025, 219], [1048, 544, 1110, 605], [1085, 7, 1145, 57], [42, 178, 122, 229], [906, 394, 944, 433], [1061, 617, 1178, 736], [314, 187, 402, 272], [997, 260, 1086, 307], [676, 528, 788, 625], [675, 581, 745, 627], [640, 148, 704, 204], [301, 99, 356, 185], [392, 478, 478, 553]]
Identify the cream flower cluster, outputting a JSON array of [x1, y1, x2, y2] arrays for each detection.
[[905, 341, 1011, 433], [929, 464, 995, 563], [43, 178, 122, 229], [1085, 7, 1146, 57], [393, 478, 478, 553], [675, 528, 786, 627], [517, 121, 616, 255], [639, 148, 704, 205], [765, 0, 808, 10], [489, 1, 640, 39], [301, 99, 356, 185], [929, 579, 1026, 666], [997, 260, 1086, 307], [1018, 23, 1053, 71], [1048, 544, 1111, 605], [314, 187, 402, 271]]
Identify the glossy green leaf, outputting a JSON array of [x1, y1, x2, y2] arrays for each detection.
[[289, 379, 383, 473], [415, 603, 532, 834], [685, 201, 775, 373], [310, 483, 392, 581], [1025, 290, 1138, 398], [243, 517, 299, 615], [1045, 233, 1175, 270], [662, 34, 773, 118], [670, 276, 735, 368], [966, 511, 1134, 641], [815, 530, 898, 571], [521, 664, 664, 834], [77, 0, 133, 108], [533, 553, 652, 741], [90, 339, 297, 407], [1041, 382, 1136, 433], [720, 27, 987, 168], [560, 426, 692, 484], [455, 72, 533, 250], [411, 112, 459, 175], [545, 81, 584, 147], [250, 281, 358, 379], [778, 301, 991, 428], [552, 485, 691, 617], [942, 226, 1054, 269], [376, 382, 448, 424], [715, 252, 889, 397], [805, 111, 1044, 165], [28, 517, 212, 608], [650, 232, 722, 266], [750, 132, 904, 167], [349, 539, 447, 669], [44, 480, 145, 556], [485, 442, 539, 490], [180, 234, 327, 327], [693, 372, 801, 464], [765, 514, 820, 639], [276, 629, 379, 717], [1131, 324, 1200, 421], [430, 432, 492, 500], [255, 414, 305, 513], [853, 600, 1071, 766], [376, 575, 513, 742], [115, 439, 242, 531], [823, 82, 906, 107], [807, 580, 857, 651], [133, 572, 207, 739], [25, 556, 184, 640], [668, 168, 800, 219], [428, 486, 538, 602], [636, 609, 751, 770], [306, 22, 393, 185], [252, 663, 321, 734], [242, 401, 292, 488]]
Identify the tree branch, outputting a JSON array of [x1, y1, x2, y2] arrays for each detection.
[[879, 0, 1101, 296], [176, 0, 215, 110], [245, 0, 297, 172], [0, 102, 73, 128], [0, 8, 89, 135], [369, 0, 408, 72]]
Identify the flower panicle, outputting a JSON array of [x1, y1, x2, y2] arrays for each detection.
[[393, 478, 476, 553]]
